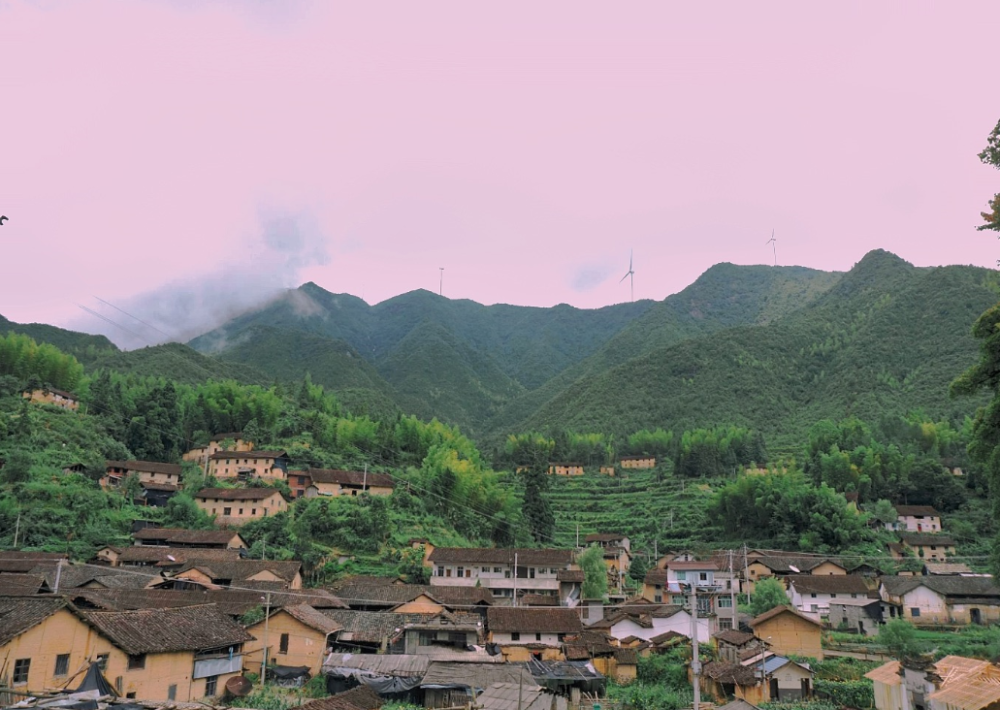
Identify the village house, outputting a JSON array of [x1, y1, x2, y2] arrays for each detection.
[[172, 559, 304, 590], [450, 678, 559, 710], [866, 655, 1000, 710], [0, 597, 251, 702], [750, 606, 824, 660], [891, 505, 942, 533], [333, 582, 494, 614], [619, 455, 656, 469], [427, 548, 580, 604], [784, 574, 872, 619], [22, 387, 79, 411], [80, 604, 252, 701], [193, 487, 287, 526], [299, 468, 395, 499], [400, 612, 483, 655], [138, 482, 178, 507], [114, 546, 242, 570], [585, 534, 632, 592], [714, 629, 758, 662], [243, 604, 342, 677], [321, 610, 435, 654], [589, 602, 704, 642], [547, 463, 585, 476], [599, 466, 616, 476], [879, 575, 1000, 626], [899, 533, 957, 561], [829, 598, 883, 636], [101, 460, 183, 491], [420, 662, 538, 709], [744, 553, 847, 590], [486, 607, 583, 661], [923, 562, 975, 576], [182, 432, 254, 463], [702, 655, 813, 705], [207, 450, 289, 482], [133, 528, 247, 550]]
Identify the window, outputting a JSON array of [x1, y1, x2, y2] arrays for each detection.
[[811, 604, 818, 612], [535, 633, 542, 641], [465, 569, 471, 578], [810, 592, 818, 598], [699, 572, 708, 581], [511, 632, 520, 641], [457, 566, 464, 577], [654, 595, 663, 603], [851, 593, 859, 598], [718, 597, 732, 608], [127, 654, 146, 670], [419, 631, 435, 646], [911, 608, 921, 617], [437, 566, 444, 577], [482, 567, 489, 574], [223, 507, 232, 516], [719, 618, 734, 631], [676, 571, 687, 580], [205, 675, 219, 697], [54, 654, 70, 676], [494, 567, 502, 574], [168, 685, 177, 701], [279, 633, 289, 654], [831, 594, 838, 598], [238, 508, 244, 515], [13, 659, 30, 685], [97, 654, 109, 671], [251, 508, 257, 515], [445, 568, 452, 577]]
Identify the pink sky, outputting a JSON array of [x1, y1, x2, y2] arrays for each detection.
[[1, 1, 999, 346]]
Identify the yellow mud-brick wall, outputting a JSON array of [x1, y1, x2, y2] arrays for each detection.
[[244, 612, 330, 677]]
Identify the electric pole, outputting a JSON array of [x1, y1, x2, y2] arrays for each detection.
[[261, 591, 271, 688], [689, 583, 701, 710]]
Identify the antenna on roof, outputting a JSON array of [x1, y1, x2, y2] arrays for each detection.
[[619, 249, 635, 302], [766, 230, 777, 266], [439, 267, 444, 297]]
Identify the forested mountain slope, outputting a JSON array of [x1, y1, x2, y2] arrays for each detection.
[[515, 251, 998, 447], [0, 314, 118, 365]]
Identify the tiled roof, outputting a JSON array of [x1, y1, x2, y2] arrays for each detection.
[[69, 588, 346, 616], [556, 570, 585, 583], [520, 594, 559, 607], [649, 630, 688, 646], [667, 560, 719, 571], [324, 653, 429, 676], [0, 597, 66, 645], [881, 575, 1000, 599], [140, 482, 179, 492], [429, 548, 575, 567], [643, 570, 669, 585], [176, 559, 301, 582], [475, 682, 556, 710], [307, 468, 395, 489], [82, 604, 252, 654], [0, 573, 50, 596], [865, 660, 902, 686], [106, 460, 182, 475], [894, 505, 940, 517], [754, 556, 843, 574], [133, 528, 244, 546], [703, 661, 759, 686], [487, 608, 582, 635], [421, 662, 537, 691], [322, 610, 428, 644], [784, 574, 870, 595], [208, 450, 287, 460], [117, 547, 242, 565], [298, 686, 383, 710], [194, 487, 286, 501], [277, 604, 343, 635], [924, 563, 975, 575], [714, 629, 756, 646], [750, 605, 823, 628]]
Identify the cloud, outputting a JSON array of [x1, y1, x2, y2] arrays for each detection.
[[71, 207, 332, 349], [570, 262, 616, 292]]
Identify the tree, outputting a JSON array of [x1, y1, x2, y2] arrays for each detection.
[[749, 576, 789, 617], [952, 303, 1000, 574], [869, 499, 898, 527], [522, 464, 554, 544], [398, 545, 431, 584], [978, 119, 1000, 233], [578, 544, 608, 600], [628, 553, 651, 584], [1, 450, 33, 484], [878, 619, 924, 660]]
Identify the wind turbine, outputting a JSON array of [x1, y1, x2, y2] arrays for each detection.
[[766, 230, 777, 266], [620, 250, 635, 302]]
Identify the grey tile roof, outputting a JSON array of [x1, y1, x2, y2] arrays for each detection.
[[80, 604, 252, 654]]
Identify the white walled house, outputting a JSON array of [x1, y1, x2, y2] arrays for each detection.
[[892, 505, 942, 533], [785, 575, 871, 619], [589, 603, 706, 643], [428, 548, 579, 605]]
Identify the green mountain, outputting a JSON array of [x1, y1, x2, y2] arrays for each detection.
[[189, 286, 658, 432], [0, 314, 118, 365], [88, 342, 274, 386], [516, 251, 998, 448]]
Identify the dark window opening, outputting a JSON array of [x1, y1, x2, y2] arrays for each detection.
[[127, 654, 146, 670], [54, 654, 70, 676], [279, 633, 289, 654], [13, 659, 30, 685]]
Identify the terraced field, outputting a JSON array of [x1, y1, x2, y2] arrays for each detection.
[[543, 466, 734, 552]]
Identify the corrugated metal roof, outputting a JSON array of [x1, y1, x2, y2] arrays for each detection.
[[421, 661, 537, 689]]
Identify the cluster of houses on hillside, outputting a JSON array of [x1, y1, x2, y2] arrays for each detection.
[[542, 455, 657, 477]]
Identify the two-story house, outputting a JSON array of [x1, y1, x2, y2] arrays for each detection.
[[102, 460, 183, 491], [879, 576, 1000, 626], [428, 548, 579, 605], [584, 534, 632, 592], [619, 456, 656, 469], [486, 607, 582, 661], [193, 487, 287, 526], [132, 528, 247, 550], [899, 533, 956, 561], [784, 574, 871, 619], [892, 505, 942, 533], [182, 432, 254, 463], [207, 451, 289, 482], [547, 463, 584, 476]]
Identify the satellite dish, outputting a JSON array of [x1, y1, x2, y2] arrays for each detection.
[[789, 565, 800, 573], [166, 554, 176, 562]]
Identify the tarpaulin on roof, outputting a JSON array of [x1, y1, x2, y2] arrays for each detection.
[[324, 654, 427, 694], [74, 662, 117, 697]]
